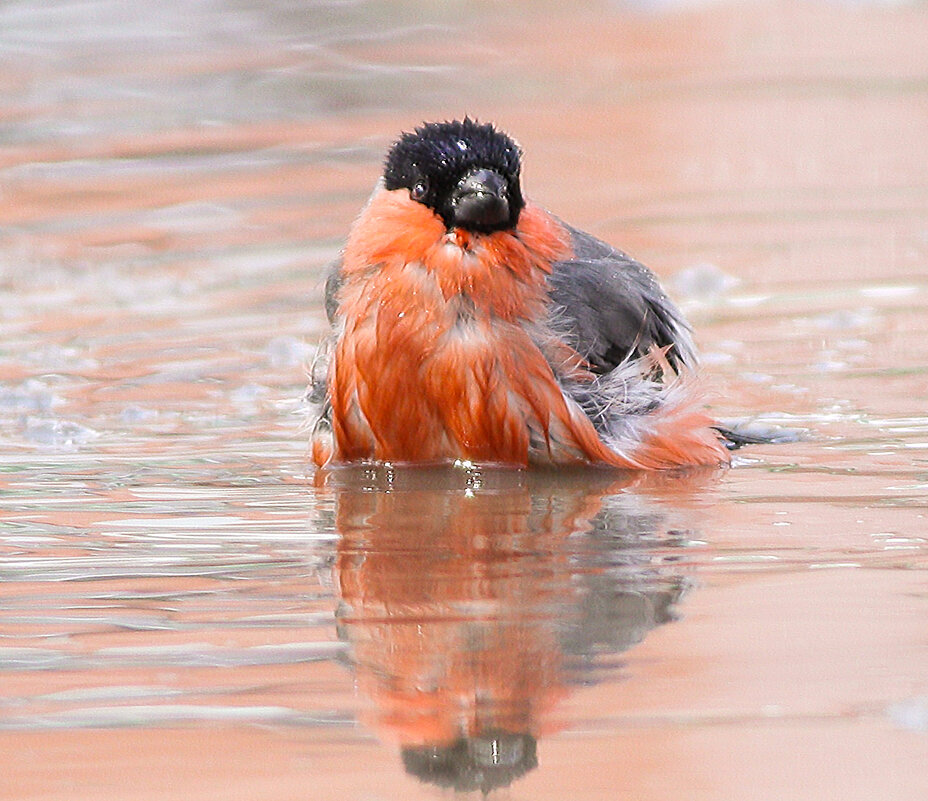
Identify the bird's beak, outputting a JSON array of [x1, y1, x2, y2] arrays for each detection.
[[450, 168, 511, 229]]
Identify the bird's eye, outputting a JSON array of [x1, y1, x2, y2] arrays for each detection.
[[410, 180, 429, 201]]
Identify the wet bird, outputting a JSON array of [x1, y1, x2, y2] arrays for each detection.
[[310, 118, 736, 469]]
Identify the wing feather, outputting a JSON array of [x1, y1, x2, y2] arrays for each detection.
[[546, 224, 696, 373]]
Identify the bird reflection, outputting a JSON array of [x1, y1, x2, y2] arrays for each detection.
[[319, 464, 717, 794]]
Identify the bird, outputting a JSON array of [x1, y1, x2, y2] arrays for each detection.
[[309, 118, 737, 470]]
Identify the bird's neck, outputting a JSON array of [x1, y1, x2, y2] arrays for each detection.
[[341, 188, 570, 322]]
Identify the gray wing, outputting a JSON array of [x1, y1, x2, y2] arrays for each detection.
[[546, 224, 696, 373], [306, 257, 342, 416], [323, 256, 343, 325]]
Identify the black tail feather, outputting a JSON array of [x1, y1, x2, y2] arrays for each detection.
[[714, 421, 806, 451]]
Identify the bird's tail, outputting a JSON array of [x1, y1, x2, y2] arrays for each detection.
[[713, 420, 806, 451], [563, 348, 730, 469]]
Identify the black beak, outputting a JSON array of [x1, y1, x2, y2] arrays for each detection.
[[449, 168, 511, 230]]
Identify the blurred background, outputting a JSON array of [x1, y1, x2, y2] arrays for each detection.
[[2, 2, 927, 800]]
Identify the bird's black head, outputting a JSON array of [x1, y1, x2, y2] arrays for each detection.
[[383, 118, 525, 233], [401, 732, 538, 793]]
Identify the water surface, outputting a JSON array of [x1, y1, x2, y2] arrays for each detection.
[[2, 2, 927, 799]]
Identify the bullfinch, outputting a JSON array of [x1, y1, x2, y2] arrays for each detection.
[[310, 118, 742, 469]]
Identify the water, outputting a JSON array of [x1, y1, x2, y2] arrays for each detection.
[[2, 1, 927, 799]]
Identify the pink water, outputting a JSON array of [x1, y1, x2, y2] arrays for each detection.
[[2, 1, 927, 799]]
